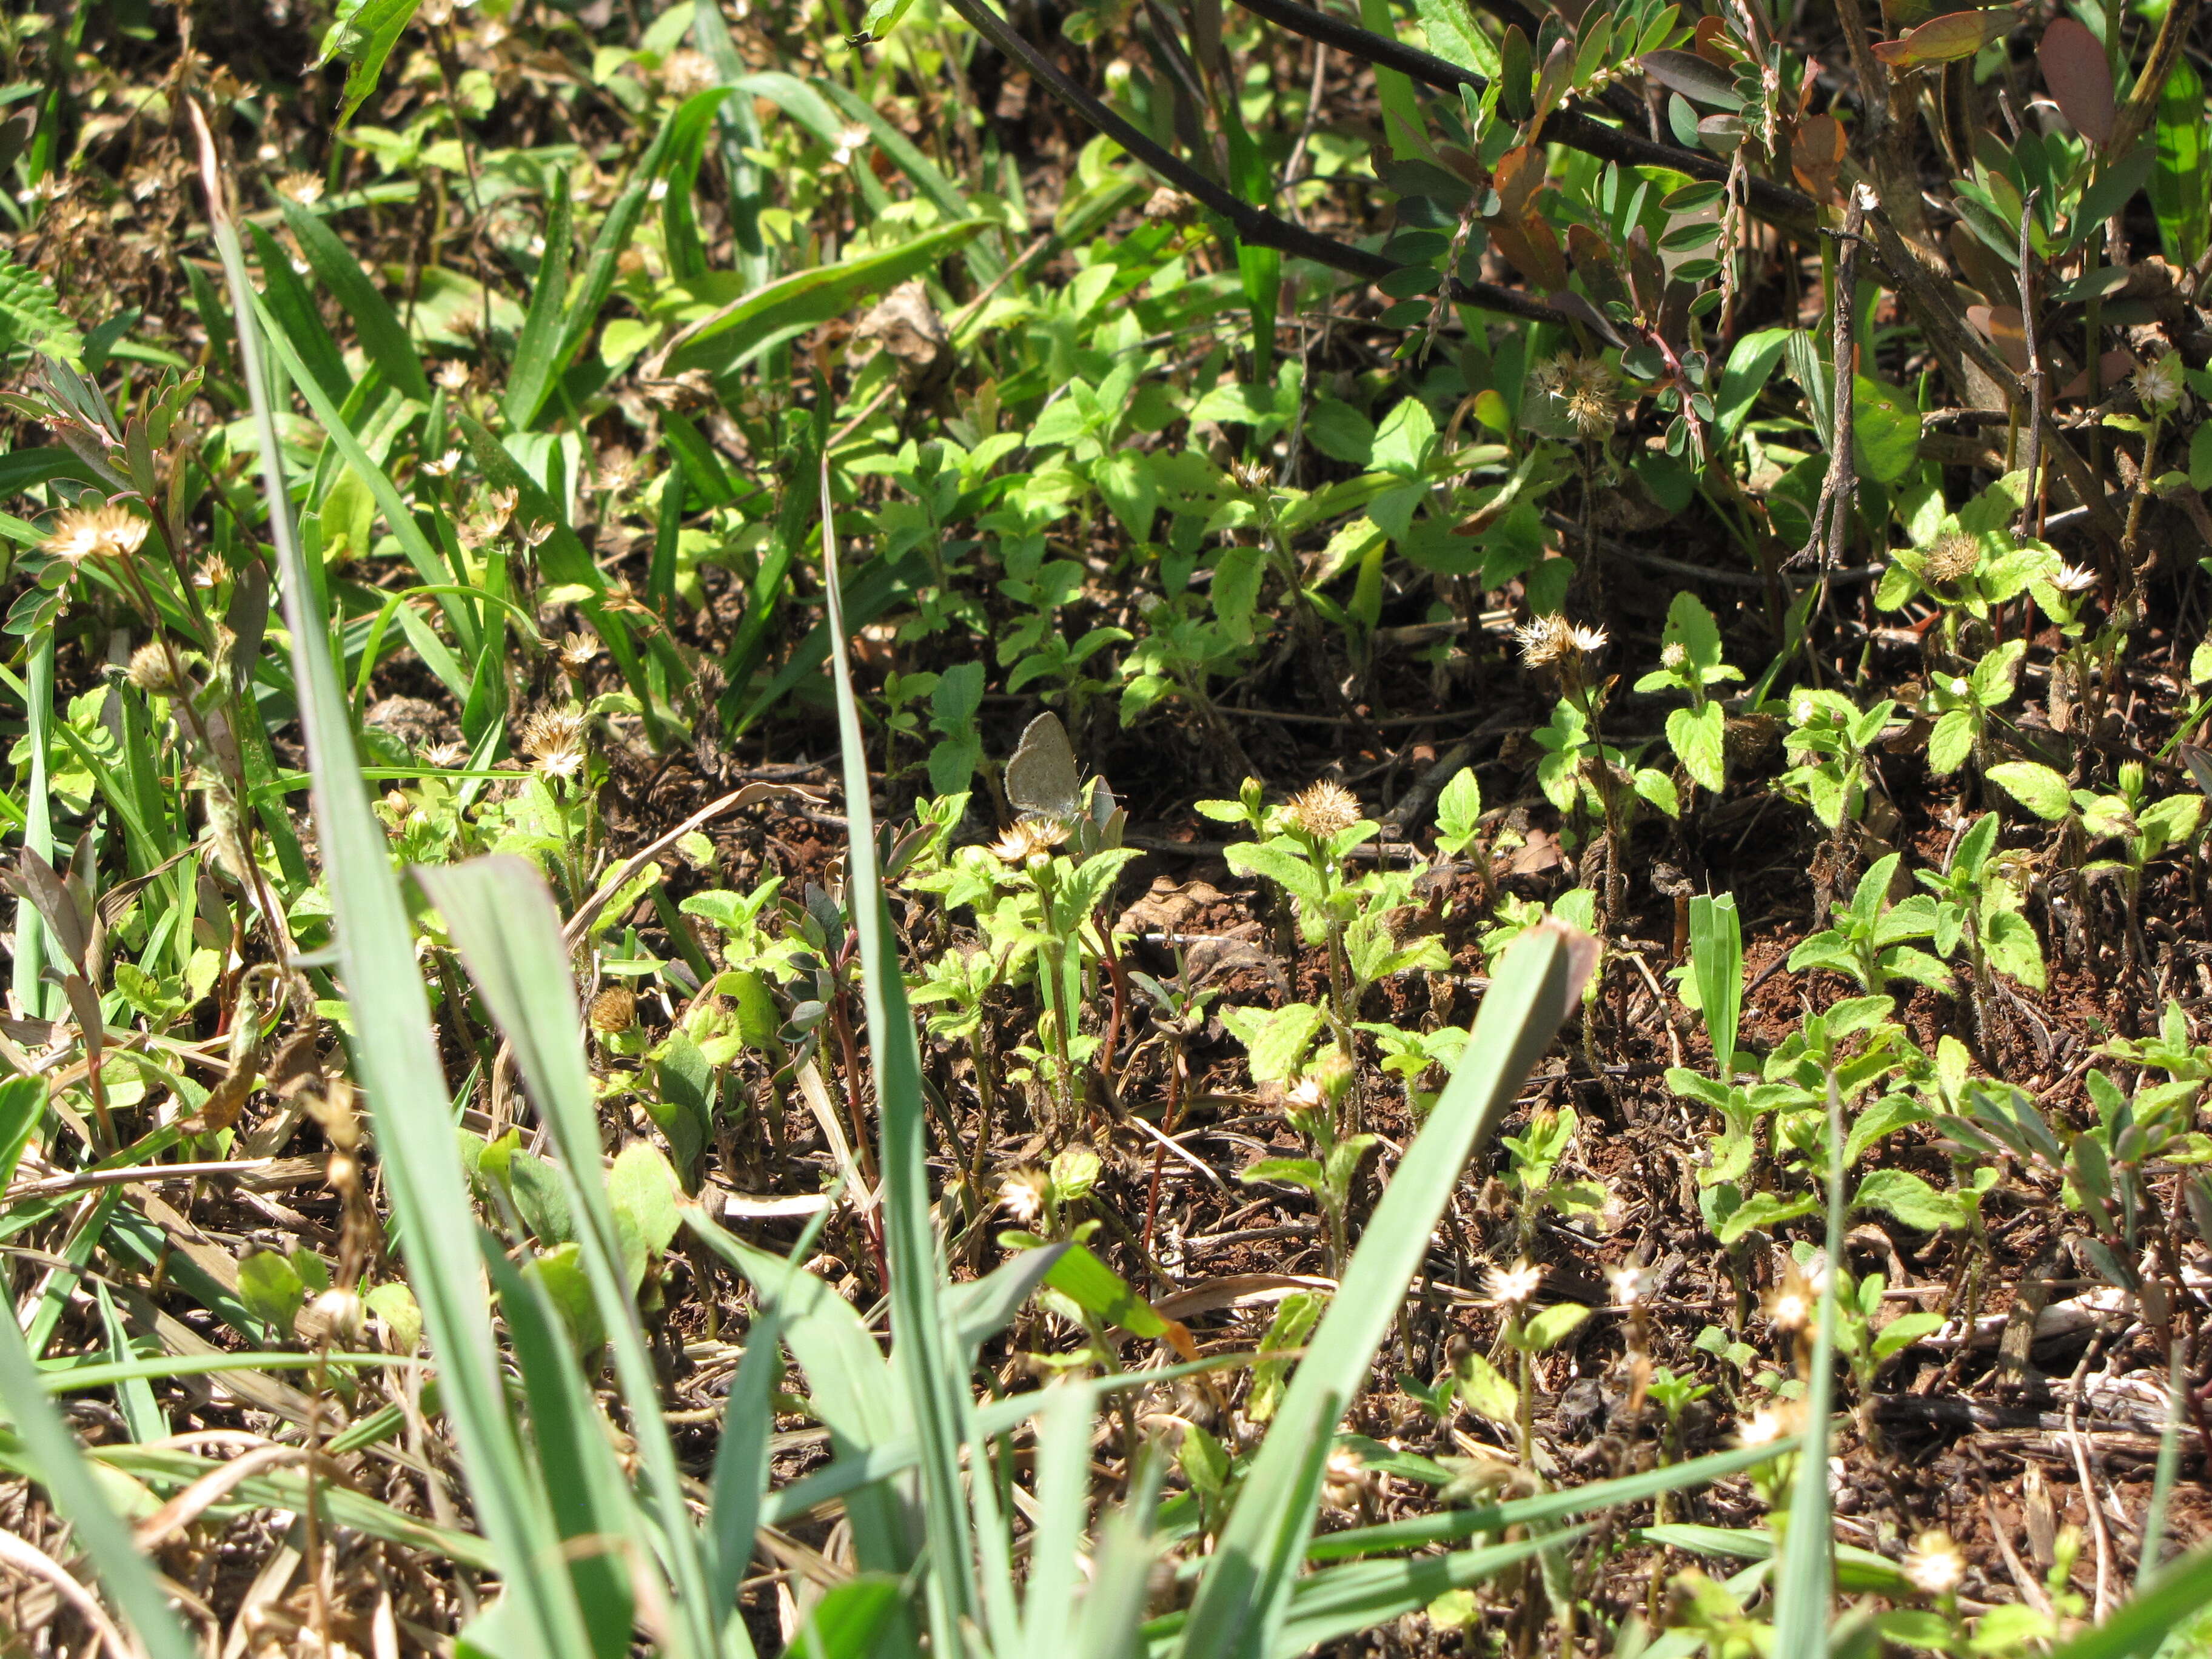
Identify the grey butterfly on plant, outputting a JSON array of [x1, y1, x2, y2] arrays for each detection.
[[1005, 711, 1086, 823]]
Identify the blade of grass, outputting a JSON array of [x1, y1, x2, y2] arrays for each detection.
[[2048, 1547, 2212, 1659], [1771, 1072, 1848, 1657], [819, 454, 1021, 1649], [1176, 919, 1595, 1659], [11, 632, 55, 1019], [0, 1309, 198, 1659], [480, 1238, 642, 1659], [1270, 1527, 1590, 1657], [418, 855, 723, 1658], [280, 198, 431, 401], [502, 174, 573, 431], [1303, 1438, 1800, 1560], [190, 96, 591, 1659]]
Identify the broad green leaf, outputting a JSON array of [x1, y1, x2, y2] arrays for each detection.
[[1988, 760, 2072, 820], [2151, 58, 2209, 267], [1853, 1168, 1970, 1231], [1669, 702, 1728, 791], [1851, 374, 1920, 484]]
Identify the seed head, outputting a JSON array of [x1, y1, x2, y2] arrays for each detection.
[[1661, 640, 1689, 672], [1515, 613, 1574, 667], [421, 742, 469, 771], [42, 504, 150, 567], [1287, 780, 1362, 838], [588, 986, 637, 1034], [435, 360, 472, 392], [1922, 532, 1982, 585], [1735, 1403, 1795, 1447], [660, 47, 715, 95], [1903, 1529, 1965, 1597], [275, 170, 324, 205]]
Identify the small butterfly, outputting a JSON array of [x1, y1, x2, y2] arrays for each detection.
[[1005, 711, 1085, 823]]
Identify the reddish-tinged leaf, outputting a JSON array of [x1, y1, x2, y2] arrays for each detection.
[[2038, 16, 2114, 145], [1965, 303, 2030, 372], [1871, 9, 2013, 69]]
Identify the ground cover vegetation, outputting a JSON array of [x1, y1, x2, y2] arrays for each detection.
[[2, 0, 2212, 1653]]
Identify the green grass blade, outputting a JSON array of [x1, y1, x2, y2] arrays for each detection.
[[1022, 1381, 1093, 1654], [11, 632, 55, 1018], [2139, 1335, 2187, 1590], [503, 173, 573, 431], [247, 287, 471, 634], [707, 1301, 784, 1619], [682, 1210, 916, 1572], [247, 220, 352, 403], [1177, 919, 1595, 1659], [1772, 1073, 1848, 1657], [280, 198, 429, 401], [2047, 1548, 2212, 1659], [1271, 1527, 1589, 1658], [550, 88, 739, 398], [1079, 1453, 1166, 1659], [481, 1236, 642, 1659], [662, 218, 989, 380], [0, 1312, 197, 1659], [1304, 1439, 1799, 1560], [418, 856, 722, 1658], [818, 454, 1020, 1649], [193, 103, 589, 1659], [1689, 893, 1741, 1078]]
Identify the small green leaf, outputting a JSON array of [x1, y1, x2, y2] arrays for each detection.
[[1852, 1168, 1969, 1232]]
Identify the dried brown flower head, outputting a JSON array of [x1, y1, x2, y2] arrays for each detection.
[[588, 986, 638, 1034], [557, 631, 601, 672], [1922, 532, 1981, 585], [1287, 779, 1362, 838]]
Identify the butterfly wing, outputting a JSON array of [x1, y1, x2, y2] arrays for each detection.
[[1005, 711, 1083, 820]]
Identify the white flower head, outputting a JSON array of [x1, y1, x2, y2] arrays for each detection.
[[1607, 1264, 1652, 1307], [2134, 352, 2185, 415], [1484, 1259, 1544, 1309], [1903, 1529, 1965, 1597], [2049, 562, 2099, 595], [1737, 1405, 1790, 1447], [998, 1167, 1048, 1223]]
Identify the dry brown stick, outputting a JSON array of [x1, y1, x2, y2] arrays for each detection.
[[1796, 187, 1871, 580]]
